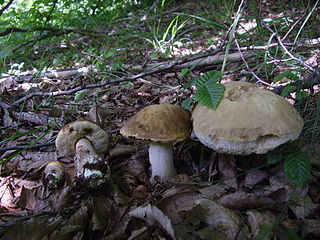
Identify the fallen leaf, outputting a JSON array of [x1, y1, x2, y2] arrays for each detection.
[[219, 189, 275, 210], [129, 204, 176, 240], [218, 154, 238, 188], [246, 210, 276, 239], [244, 169, 268, 188]]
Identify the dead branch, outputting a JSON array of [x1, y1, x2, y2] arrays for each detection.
[[0, 26, 108, 37], [0, 141, 55, 152], [0, 0, 14, 16], [12, 48, 238, 106], [6, 37, 320, 107]]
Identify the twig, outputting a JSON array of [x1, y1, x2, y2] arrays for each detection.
[[0, 129, 119, 153], [0, 0, 14, 16], [0, 141, 55, 152], [42, 0, 58, 30], [255, 12, 320, 75], [0, 211, 51, 227], [11, 48, 226, 106], [234, 38, 272, 87], [272, 74, 320, 95], [0, 26, 108, 37], [282, 13, 306, 41]]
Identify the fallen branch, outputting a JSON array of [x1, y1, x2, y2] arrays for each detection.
[[13, 48, 252, 106], [0, 26, 108, 37], [0, 0, 14, 16]]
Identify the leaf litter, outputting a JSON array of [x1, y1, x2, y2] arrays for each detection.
[[1, 69, 320, 240], [0, 8, 320, 240]]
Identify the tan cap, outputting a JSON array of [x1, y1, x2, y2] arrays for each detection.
[[192, 81, 304, 155], [56, 120, 109, 157], [120, 104, 191, 143]]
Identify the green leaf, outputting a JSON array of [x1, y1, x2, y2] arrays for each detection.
[[0, 48, 12, 58], [255, 223, 274, 240], [193, 70, 221, 89], [181, 98, 195, 111], [281, 85, 297, 97], [74, 90, 86, 102], [180, 68, 192, 82], [284, 151, 311, 187], [192, 71, 225, 110], [296, 90, 308, 101], [273, 71, 299, 82], [266, 151, 282, 165], [283, 226, 301, 240]]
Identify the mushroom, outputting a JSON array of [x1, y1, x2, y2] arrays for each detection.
[[43, 161, 65, 191], [120, 104, 191, 184], [191, 81, 304, 155], [55, 120, 110, 187]]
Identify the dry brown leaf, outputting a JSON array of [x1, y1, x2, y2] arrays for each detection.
[[246, 210, 276, 239], [304, 219, 320, 237], [288, 193, 318, 219], [48, 186, 74, 212], [18, 186, 47, 211], [218, 154, 238, 188], [219, 189, 275, 210], [129, 204, 176, 240], [244, 169, 268, 188], [175, 198, 249, 240], [0, 177, 41, 209], [1, 214, 63, 240], [157, 191, 201, 223], [14, 151, 57, 173]]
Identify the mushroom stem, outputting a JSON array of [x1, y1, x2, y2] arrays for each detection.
[[149, 142, 177, 184], [75, 138, 109, 187]]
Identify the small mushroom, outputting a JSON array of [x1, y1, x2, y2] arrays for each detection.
[[192, 81, 304, 155], [120, 104, 191, 184], [43, 161, 65, 191], [55, 120, 110, 187]]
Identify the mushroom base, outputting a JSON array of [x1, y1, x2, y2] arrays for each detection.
[[149, 142, 177, 184], [194, 130, 302, 155], [75, 138, 110, 187]]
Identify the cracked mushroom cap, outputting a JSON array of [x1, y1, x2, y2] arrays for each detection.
[[192, 81, 304, 155], [120, 104, 191, 143], [55, 120, 109, 157]]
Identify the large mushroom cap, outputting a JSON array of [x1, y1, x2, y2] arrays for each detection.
[[192, 81, 304, 155], [56, 120, 109, 157], [120, 104, 191, 143]]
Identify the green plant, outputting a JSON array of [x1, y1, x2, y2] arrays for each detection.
[[146, 15, 189, 57], [0, 120, 58, 166], [267, 144, 311, 187], [182, 70, 225, 111]]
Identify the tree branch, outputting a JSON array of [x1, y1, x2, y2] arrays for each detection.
[[0, 0, 14, 16]]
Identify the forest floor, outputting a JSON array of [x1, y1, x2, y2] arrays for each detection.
[[0, 0, 319, 239]]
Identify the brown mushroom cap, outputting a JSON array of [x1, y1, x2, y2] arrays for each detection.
[[120, 104, 191, 143], [56, 120, 109, 157], [192, 81, 304, 155]]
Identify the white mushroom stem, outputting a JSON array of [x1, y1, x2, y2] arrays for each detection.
[[75, 138, 109, 187], [149, 142, 177, 184]]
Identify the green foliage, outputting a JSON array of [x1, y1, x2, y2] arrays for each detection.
[[267, 144, 311, 187], [182, 70, 225, 111], [283, 226, 301, 240], [192, 70, 225, 110], [146, 14, 189, 56], [255, 223, 274, 240], [181, 97, 194, 111], [280, 85, 297, 97], [0, 120, 58, 166], [284, 151, 311, 187], [273, 71, 299, 82]]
